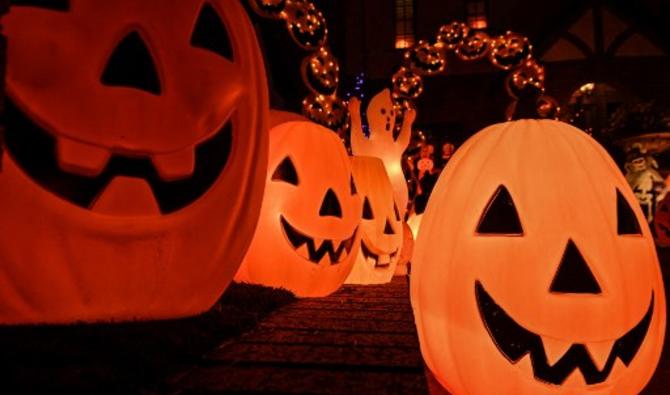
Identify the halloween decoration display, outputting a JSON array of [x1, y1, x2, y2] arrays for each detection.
[[350, 89, 415, 216], [236, 119, 361, 297], [391, 67, 424, 101], [489, 32, 532, 70], [395, 222, 414, 276], [417, 144, 435, 181], [455, 31, 491, 61], [412, 120, 665, 395], [436, 22, 469, 50], [441, 142, 455, 163], [624, 144, 665, 223], [345, 156, 403, 285], [248, 0, 349, 133], [505, 58, 545, 99], [0, 0, 268, 323], [404, 40, 446, 76], [384, 21, 557, 145]]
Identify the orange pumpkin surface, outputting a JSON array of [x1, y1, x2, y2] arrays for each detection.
[[412, 120, 666, 394], [345, 156, 403, 284], [407, 212, 424, 239], [0, 0, 268, 323], [236, 120, 361, 297], [350, 89, 415, 216]]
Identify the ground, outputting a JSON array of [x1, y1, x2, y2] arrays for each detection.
[[1, 252, 670, 394]]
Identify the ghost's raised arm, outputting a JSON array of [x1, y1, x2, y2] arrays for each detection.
[[397, 108, 416, 150]]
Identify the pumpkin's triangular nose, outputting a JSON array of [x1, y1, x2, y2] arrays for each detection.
[[550, 240, 601, 294], [319, 188, 342, 218], [384, 219, 395, 235], [101, 31, 161, 95]]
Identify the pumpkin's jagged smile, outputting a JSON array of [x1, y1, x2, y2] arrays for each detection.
[[475, 281, 654, 386], [360, 240, 398, 268], [4, 100, 232, 214], [280, 216, 357, 265]]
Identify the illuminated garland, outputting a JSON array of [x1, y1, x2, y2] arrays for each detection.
[[248, 0, 349, 133], [391, 23, 560, 126], [248, 1, 560, 137]]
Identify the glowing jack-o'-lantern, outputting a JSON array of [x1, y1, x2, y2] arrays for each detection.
[[345, 156, 403, 285], [394, 222, 414, 276], [412, 120, 665, 394], [0, 0, 268, 323], [236, 119, 361, 297], [350, 89, 415, 216], [407, 212, 424, 239]]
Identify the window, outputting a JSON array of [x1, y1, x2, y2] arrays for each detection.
[[466, 0, 488, 30], [395, 0, 415, 49]]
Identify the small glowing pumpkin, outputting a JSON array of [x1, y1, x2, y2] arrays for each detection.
[[345, 156, 403, 285], [394, 222, 414, 276], [407, 212, 424, 239], [412, 120, 666, 394], [350, 89, 415, 216], [236, 119, 361, 297], [0, 0, 268, 323]]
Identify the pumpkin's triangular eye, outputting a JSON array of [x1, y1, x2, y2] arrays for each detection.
[[476, 185, 523, 235], [394, 203, 401, 221], [271, 157, 299, 185], [617, 189, 642, 235], [191, 3, 233, 60], [362, 197, 374, 220], [10, 0, 69, 11], [350, 175, 357, 195]]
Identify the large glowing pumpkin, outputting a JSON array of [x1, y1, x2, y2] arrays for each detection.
[[412, 120, 665, 394], [345, 156, 403, 285], [236, 120, 361, 297], [0, 0, 268, 323], [350, 89, 415, 216]]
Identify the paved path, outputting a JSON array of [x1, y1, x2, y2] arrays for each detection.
[[171, 277, 429, 395]]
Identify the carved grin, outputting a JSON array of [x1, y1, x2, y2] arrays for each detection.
[[360, 240, 398, 268], [4, 99, 232, 214], [475, 281, 654, 386], [280, 216, 357, 265]]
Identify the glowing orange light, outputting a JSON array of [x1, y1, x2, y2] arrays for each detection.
[[412, 120, 665, 394], [0, 0, 269, 323]]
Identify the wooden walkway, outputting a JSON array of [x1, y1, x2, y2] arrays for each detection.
[[171, 277, 429, 395]]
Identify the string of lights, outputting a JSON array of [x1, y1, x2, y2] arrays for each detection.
[[391, 24, 560, 133], [248, 0, 349, 134], [248, 1, 560, 141]]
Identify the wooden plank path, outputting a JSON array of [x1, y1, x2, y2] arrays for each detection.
[[171, 277, 430, 395]]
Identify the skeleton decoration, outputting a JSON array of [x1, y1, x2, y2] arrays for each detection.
[[624, 145, 665, 223]]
